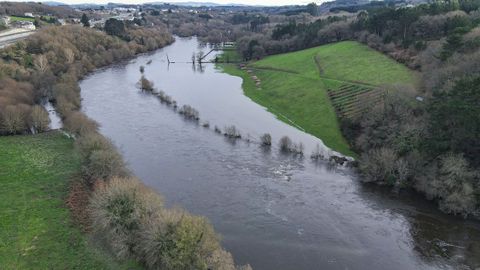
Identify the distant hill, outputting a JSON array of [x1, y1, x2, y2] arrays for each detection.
[[319, 0, 428, 13], [0, 2, 79, 17], [43, 1, 68, 6], [146, 2, 256, 7]]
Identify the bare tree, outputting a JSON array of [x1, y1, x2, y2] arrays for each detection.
[[30, 105, 50, 133], [34, 54, 49, 73], [1, 105, 29, 134], [197, 51, 205, 64], [64, 48, 75, 64]]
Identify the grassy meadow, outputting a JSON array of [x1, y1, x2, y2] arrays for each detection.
[[0, 132, 139, 269], [9, 16, 35, 22], [221, 41, 418, 157]]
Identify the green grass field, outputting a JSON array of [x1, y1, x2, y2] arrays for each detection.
[[220, 41, 418, 157], [9, 16, 35, 22], [216, 48, 242, 63], [0, 132, 139, 269]]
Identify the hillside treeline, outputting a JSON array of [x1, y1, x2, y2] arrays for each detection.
[[0, 24, 172, 135], [0, 24, 249, 269], [235, 2, 480, 64], [0, 2, 79, 18]]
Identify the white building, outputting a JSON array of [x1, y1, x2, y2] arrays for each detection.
[[24, 13, 34, 18]]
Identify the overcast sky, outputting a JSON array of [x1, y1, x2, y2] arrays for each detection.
[[27, 0, 322, 7]]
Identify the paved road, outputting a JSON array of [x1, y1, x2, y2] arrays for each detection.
[[0, 31, 35, 48]]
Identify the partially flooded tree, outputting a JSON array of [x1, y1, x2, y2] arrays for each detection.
[[138, 75, 154, 91], [260, 133, 271, 146], [197, 51, 205, 64], [224, 125, 241, 138], [292, 142, 304, 155], [279, 136, 292, 152], [179, 105, 200, 120], [311, 144, 324, 160]]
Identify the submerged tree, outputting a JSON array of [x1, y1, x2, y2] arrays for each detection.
[[138, 75, 154, 91], [260, 133, 271, 146]]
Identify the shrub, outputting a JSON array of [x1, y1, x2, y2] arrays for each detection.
[[139, 75, 154, 91], [214, 125, 221, 134], [83, 148, 128, 183], [260, 133, 271, 146], [75, 132, 114, 158], [1, 104, 30, 134], [90, 177, 164, 258], [29, 105, 50, 133], [292, 142, 304, 155], [359, 147, 397, 183], [432, 153, 477, 216], [53, 81, 81, 110], [179, 105, 200, 120], [207, 249, 236, 270], [55, 95, 76, 116], [279, 136, 292, 152], [224, 125, 241, 139], [163, 95, 174, 105], [137, 208, 221, 270], [63, 111, 99, 136], [310, 144, 324, 160], [157, 90, 166, 100]]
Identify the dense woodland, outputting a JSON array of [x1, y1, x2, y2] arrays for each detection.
[[0, 1, 79, 18]]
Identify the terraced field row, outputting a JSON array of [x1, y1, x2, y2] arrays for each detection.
[[327, 84, 385, 119]]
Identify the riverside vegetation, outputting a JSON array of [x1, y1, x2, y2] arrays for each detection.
[[0, 22, 250, 269]]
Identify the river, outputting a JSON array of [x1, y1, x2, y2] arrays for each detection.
[[81, 37, 480, 270]]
